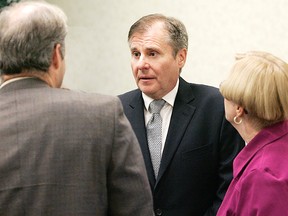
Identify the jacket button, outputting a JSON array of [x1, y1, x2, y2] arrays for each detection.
[[155, 208, 162, 216]]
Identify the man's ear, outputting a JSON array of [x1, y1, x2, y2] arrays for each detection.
[[177, 48, 187, 68], [51, 44, 62, 70], [47, 43, 65, 88]]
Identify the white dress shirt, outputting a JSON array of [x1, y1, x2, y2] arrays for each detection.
[[142, 79, 179, 155]]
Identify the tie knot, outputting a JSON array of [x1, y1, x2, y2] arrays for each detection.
[[149, 99, 165, 114]]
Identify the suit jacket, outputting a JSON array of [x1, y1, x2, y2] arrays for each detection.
[[0, 78, 154, 216], [119, 77, 244, 216], [217, 120, 288, 216]]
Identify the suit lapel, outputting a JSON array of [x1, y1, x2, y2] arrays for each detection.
[[127, 92, 156, 187], [156, 78, 196, 185], [125, 79, 197, 188]]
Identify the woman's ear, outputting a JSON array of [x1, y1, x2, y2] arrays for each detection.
[[236, 105, 245, 117]]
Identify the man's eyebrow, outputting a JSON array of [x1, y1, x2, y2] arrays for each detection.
[[129, 46, 160, 52], [146, 47, 158, 51]]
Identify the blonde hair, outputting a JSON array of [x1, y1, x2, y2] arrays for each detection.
[[220, 51, 288, 129]]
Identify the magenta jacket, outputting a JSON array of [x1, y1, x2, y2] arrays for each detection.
[[217, 120, 288, 216]]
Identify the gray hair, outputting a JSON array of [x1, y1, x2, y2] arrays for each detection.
[[0, 1, 68, 75], [128, 14, 188, 57]]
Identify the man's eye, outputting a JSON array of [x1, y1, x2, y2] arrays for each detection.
[[132, 52, 140, 57], [149, 52, 157, 57]]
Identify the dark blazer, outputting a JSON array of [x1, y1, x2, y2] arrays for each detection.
[[119, 77, 244, 216], [0, 78, 154, 216]]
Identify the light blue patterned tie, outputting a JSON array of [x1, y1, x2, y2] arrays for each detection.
[[147, 99, 165, 178]]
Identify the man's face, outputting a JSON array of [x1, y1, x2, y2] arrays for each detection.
[[57, 58, 65, 88], [129, 22, 186, 99]]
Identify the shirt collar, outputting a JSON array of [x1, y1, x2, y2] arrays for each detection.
[[142, 78, 179, 111], [233, 120, 288, 177], [0, 77, 35, 89]]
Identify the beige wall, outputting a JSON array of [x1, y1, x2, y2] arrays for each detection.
[[47, 0, 288, 95]]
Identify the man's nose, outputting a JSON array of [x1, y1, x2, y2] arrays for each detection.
[[137, 55, 149, 70]]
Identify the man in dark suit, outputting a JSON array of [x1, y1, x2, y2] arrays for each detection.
[[0, 2, 154, 215], [119, 14, 244, 216]]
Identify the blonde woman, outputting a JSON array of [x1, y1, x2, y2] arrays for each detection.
[[217, 51, 288, 215]]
